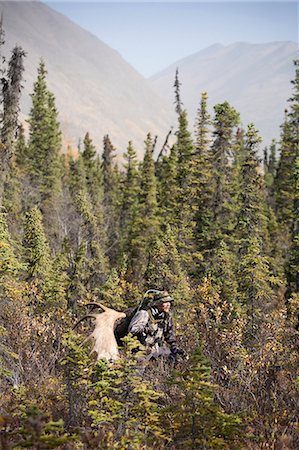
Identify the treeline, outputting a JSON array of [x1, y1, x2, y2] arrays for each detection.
[[0, 29, 298, 449]]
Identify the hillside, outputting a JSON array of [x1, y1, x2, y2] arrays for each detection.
[[150, 41, 298, 146], [0, 0, 175, 155]]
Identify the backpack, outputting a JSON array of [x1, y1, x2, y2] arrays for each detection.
[[114, 306, 138, 345], [114, 290, 162, 345]]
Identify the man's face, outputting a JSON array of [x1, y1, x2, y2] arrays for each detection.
[[156, 301, 171, 313]]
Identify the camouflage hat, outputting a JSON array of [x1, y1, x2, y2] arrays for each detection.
[[152, 290, 174, 305]]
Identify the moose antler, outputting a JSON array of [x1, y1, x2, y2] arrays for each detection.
[[73, 314, 96, 330], [73, 304, 126, 361], [85, 302, 108, 311]]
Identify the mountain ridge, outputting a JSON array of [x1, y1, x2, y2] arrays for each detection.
[[150, 41, 298, 146], [1, 1, 297, 153], [1, 0, 176, 156]]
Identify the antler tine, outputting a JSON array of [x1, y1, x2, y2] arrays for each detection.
[[73, 314, 96, 329], [85, 302, 108, 311]]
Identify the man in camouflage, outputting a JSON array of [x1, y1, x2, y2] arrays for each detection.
[[128, 290, 184, 361]]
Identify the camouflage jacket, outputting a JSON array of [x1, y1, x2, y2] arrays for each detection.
[[128, 306, 177, 350]]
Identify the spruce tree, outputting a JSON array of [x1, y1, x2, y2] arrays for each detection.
[[81, 132, 102, 205], [275, 112, 295, 229], [288, 60, 299, 148], [263, 139, 277, 209], [65, 146, 108, 307], [286, 157, 299, 294], [0, 45, 25, 201], [27, 60, 62, 204], [156, 143, 179, 228], [120, 141, 140, 256], [193, 92, 214, 275], [2, 125, 27, 234], [129, 133, 159, 284], [73, 189, 108, 295], [173, 67, 183, 115], [202, 102, 239, 284], [101, 134, 121, 262], [283, 61, 299, 295], [194, 92, 211, 153], [0, 212, 24, 282], [235, 125, 279, 339], [236, 124, 266, 241], [68, 154, 87, 197], [167, 347, 240, 449], [211, 101, 240, 233], [175, 107, 197, 270], [102, 134, 116, 207], [144, 224, 190, 304], [23, 206, 51, 280], [275, 60, 299, 231]]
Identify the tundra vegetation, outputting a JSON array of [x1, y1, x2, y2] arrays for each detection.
[[0, 26, 298, 449]]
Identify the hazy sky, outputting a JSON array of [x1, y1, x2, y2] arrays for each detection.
[[46, 1, 298, 77]]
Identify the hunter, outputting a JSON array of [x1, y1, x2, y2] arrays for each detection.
[[128, 290, 184, 361]]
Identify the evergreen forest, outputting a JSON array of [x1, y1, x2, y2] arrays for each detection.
[[0, 29, 299, 450]]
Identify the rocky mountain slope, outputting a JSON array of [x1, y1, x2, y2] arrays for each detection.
[[1, 0, 175, 156], [1, 1, 297, 155]]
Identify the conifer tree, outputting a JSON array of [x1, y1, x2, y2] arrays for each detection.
[[173, 67, 183, 115], [0, 45, 25, 201], [175, 107, 197, 270], [2, 125, 27, 234], [120, 141, 140, 255], [275, 60, 299, 231], [235, 125, 279, 338], [82, 132, 96, 168], [140, 133, 158, 215], [144, 224, 190, 304], [203, 102, 239, 282], [194, 92, 211, 153], [282, 59, 299, 285], [88, 349, 166, 448], [129, 133, 159, 284], [193, 93, 214, 274], [21, 220, 68, 312], [14, 124, 28, 169], [81, 132, 102, 205], [211, 101, 240, 232], [268, 140, 277, 181], [156, 142, 179, 228], [275, 112, 295, 229], [65, 147, 108, 306], [263, 139, 277, 209], [286, 157, 299, 294], [0, 212, 24, 282], [167, 348, 240, 448], [102, 134, 117, 207], [23, 206, 51, 280], [101, 134, 121, 262], [0, 212, 27, 387], [68, 154, 87, 197], [72, 189, 109, 295], [237, 124, 266, 242], [238, 236, 277, 342], [288, 60, 299, 146], [176, 110, 195, 193], [27, 60, 62, 204]]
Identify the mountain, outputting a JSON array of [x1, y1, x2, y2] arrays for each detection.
[[2, 1, 297, 155], [0, 1, 175, 156], [150, 41, 298, 147]]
